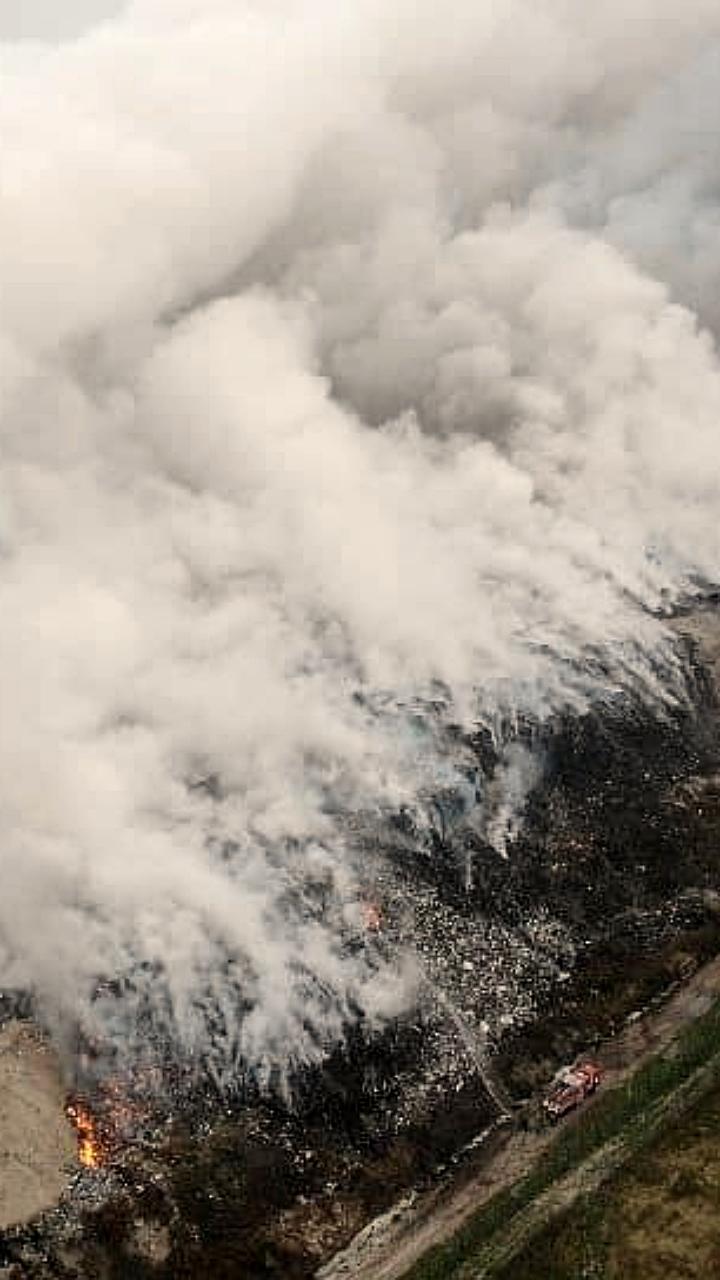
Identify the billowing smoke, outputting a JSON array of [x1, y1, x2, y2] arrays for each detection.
[[1, 0, 719, 1078]]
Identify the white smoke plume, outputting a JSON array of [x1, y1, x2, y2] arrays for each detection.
[[1, 0, 719, 1075]]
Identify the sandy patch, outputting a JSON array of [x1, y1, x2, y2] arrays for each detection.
[[0, 1021, 76, 1229]]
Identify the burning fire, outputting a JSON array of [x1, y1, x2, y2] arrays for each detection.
[[65, 1097, 107, 1169], [65, 1075, 152, 1169]]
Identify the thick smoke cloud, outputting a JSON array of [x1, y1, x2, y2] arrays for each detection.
[[0, 2, 125, 43], [1, 0, 719, 1075]]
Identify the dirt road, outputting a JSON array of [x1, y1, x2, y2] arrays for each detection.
[[319, 953, 720, 1280], [0, 1021, 76, 1229]]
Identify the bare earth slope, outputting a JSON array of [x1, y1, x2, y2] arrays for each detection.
[[0, 1022, 75, 1229]]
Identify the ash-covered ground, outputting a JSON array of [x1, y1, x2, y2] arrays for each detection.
[[2, 605, 720, 1279]]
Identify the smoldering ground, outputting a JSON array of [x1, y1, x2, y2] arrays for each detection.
[[0, 0, 719, 1081]]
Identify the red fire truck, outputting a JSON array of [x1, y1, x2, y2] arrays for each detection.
[[543, 1061, 602, 1121]]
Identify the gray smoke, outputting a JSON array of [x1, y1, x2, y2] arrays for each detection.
[[0, 0, 719, 1074]]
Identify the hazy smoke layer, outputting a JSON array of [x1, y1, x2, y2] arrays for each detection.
[[1, 0, 719, 1073]]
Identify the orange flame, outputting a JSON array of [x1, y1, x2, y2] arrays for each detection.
[[65, 1098, 106, 1169]]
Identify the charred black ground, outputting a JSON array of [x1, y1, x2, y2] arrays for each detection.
[[3, 610, 720, 1278]]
